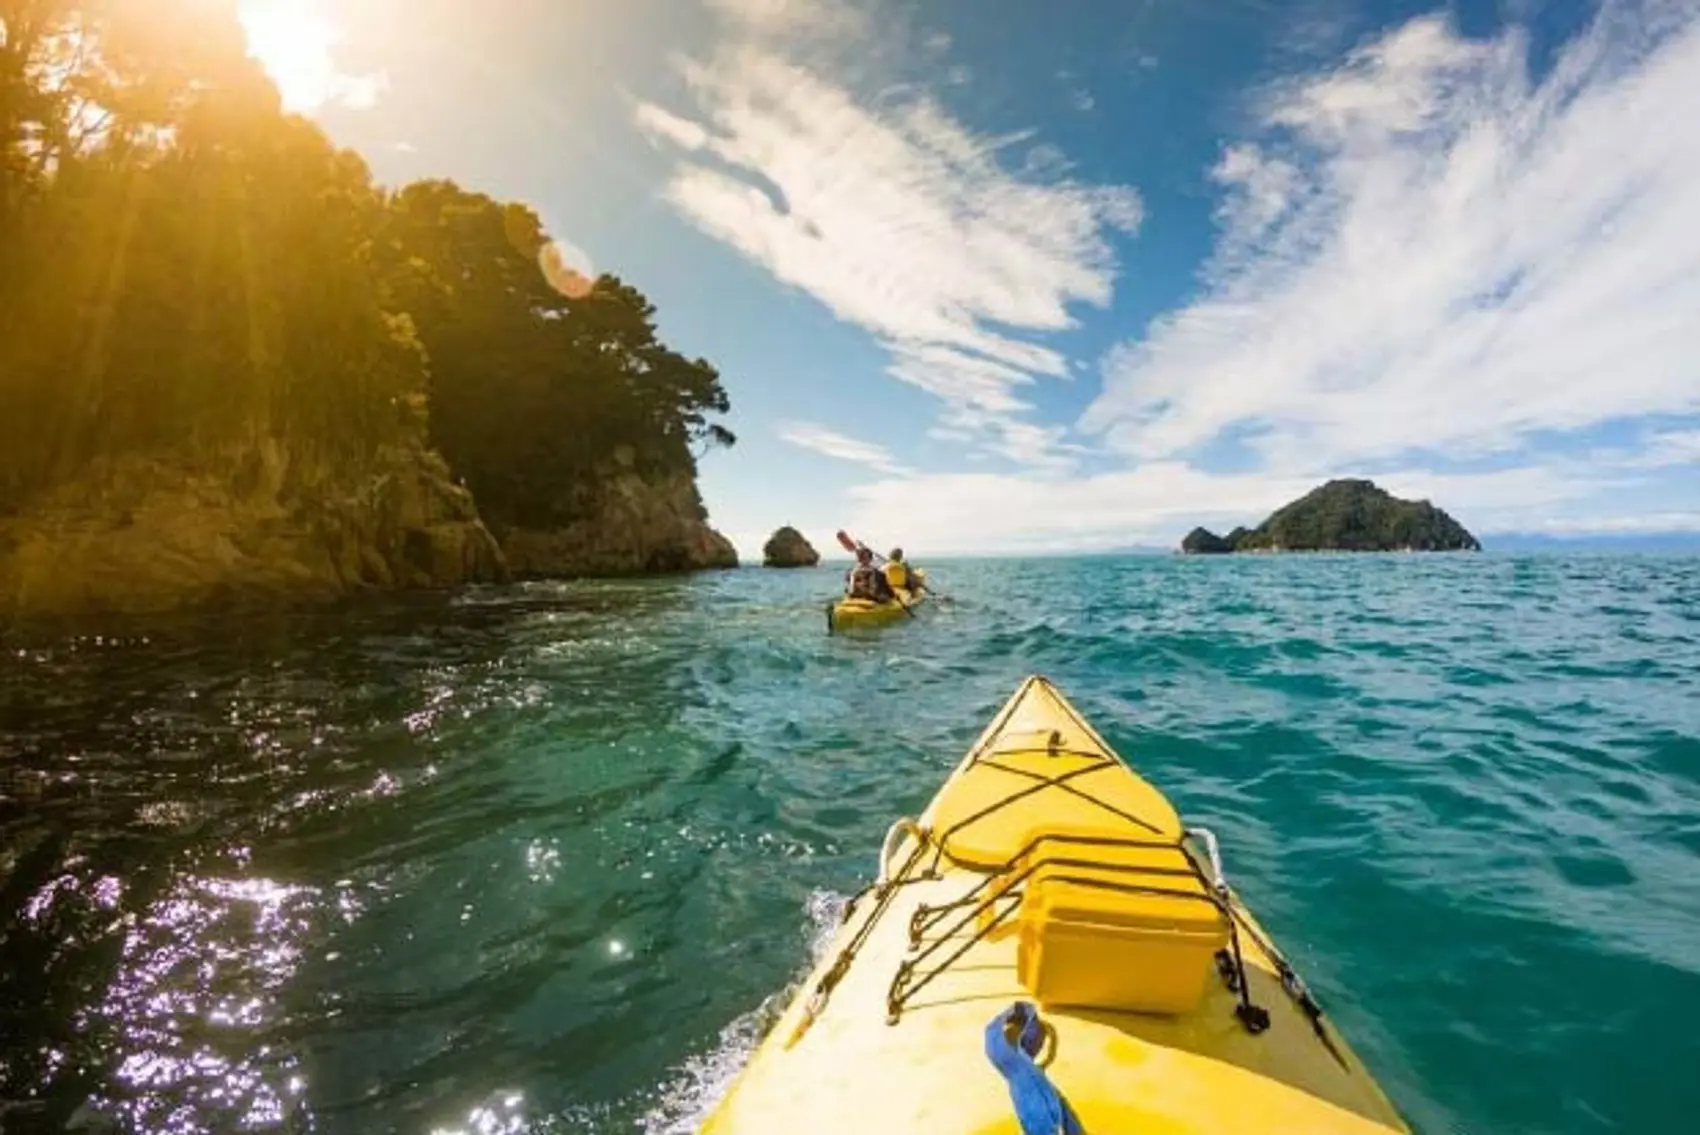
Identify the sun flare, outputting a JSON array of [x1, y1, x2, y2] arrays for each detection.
[[237, 0, 386, 113]]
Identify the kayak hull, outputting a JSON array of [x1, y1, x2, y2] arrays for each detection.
[[826, 569, 927, 631], [697, 676, 1410, 1134]]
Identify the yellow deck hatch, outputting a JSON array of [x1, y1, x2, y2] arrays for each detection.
[[1014, 836, 1230, 1015]]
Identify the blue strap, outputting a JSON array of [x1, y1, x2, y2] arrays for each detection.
[[984, 1002, 1084, 1135]]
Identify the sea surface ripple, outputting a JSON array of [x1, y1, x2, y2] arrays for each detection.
[[3, 553, 1699, 1133]]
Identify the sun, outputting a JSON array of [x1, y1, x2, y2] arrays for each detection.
[[237, 0, 386, 113]]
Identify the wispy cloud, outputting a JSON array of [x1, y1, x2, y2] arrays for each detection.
[[1083, 4, 1700, 484], [632, 102, 711, 151], [1526, 511, 1700, 535], [823, 0, 1700, 549], [1628, 429, 1700, 468], [635, 3, 1141, 470], [777, 422, 914, 475], [704, 0, 869, 43], [678, 0, 1700, 549]]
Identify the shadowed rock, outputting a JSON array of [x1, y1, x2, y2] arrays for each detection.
[[763, 526, 820, 568]]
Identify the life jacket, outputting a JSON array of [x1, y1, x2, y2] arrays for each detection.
[[847, 563, 885, 600], [883, 561, 911, 592]]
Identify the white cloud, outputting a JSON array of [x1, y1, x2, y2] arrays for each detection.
[[1576, 424, 1700, 470], [1082, 5, 1700, 482], [777, 422, 914, 475], [1022, 143, 1075, 178], [635, 12, 1141, 470], [705, 0, 867, 41], [1070, 88, 1096, 112], [1518, 511, 1700, 534], [1627, 428, 1700, 468], [633, 101, 712, 151], [1210, 144, 1303, 260], [932, 406, 1086, 474]]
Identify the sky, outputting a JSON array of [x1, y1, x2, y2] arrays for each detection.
[[237, 0, 1700, 558]]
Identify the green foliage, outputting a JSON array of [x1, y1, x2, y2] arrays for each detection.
[[1183, 480, 1480, 553], [0, 0, 731, 521], [380, 182, 734, 528]]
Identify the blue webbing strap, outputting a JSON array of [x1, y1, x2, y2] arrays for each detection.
[[983, 1002, 1084, 1134]]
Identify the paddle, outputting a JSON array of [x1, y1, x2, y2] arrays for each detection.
[[835, 529, 915, 617]]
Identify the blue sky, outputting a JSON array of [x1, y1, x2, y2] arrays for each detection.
[[241, 0, 1700, 557]]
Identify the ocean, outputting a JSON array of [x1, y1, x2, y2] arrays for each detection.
[[3, 553, 1698, 1133]]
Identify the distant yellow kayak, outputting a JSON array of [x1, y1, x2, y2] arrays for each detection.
[[699, 675, 1411, 1133], [826, 569, 927, 631]]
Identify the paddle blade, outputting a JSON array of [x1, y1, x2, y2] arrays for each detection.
[[835, 530, 860, 554]]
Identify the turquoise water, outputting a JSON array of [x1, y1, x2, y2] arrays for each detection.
[[4, 554, 1699, 1133]]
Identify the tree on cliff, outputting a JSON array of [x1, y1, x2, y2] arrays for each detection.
[[0, 0, 733, 529], [0, 0, 427, 511], [381, 183, 734, 529]]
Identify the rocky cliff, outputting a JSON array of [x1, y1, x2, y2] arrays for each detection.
[[0, 442, 744, 619], [0, 441, 508, 621], [497, 459, 737, 578]]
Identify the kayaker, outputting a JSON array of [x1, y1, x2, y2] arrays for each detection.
[[845, 547, 894, 601], [884, 548, 921, 594]]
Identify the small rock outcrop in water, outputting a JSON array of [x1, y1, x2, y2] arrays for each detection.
[[762, 526, 820, 567], [1180, 479, 1481, 553], [0, 441, 508, 620]]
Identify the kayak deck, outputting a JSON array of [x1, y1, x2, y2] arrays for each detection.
[[699, 676, 1409, 1134], [827, 582, 924, 630]]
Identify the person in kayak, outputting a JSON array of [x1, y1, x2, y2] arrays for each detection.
[[845, 546, 895, 602], [884, 548, 922, 594]]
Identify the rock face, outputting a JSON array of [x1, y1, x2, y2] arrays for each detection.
[[1180, 479, 1480, 554], [762, 526, 819, 568], [0, 439, 743, 619], [498, 464, 738, 577], [0, 440, 508, 620]]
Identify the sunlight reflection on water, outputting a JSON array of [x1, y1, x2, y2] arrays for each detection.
[[98, 876, 323, 1131]]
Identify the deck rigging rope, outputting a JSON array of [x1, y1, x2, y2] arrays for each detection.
[[801, 682, 1344, 1068]]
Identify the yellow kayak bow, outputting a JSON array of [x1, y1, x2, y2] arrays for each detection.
[[699, 675, 1410, 1133]]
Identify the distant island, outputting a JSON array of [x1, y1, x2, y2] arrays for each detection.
[[1181, 479, 1481, 554]]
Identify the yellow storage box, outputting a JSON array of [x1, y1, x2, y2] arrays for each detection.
[[1014, 839, 1230, 1015]]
